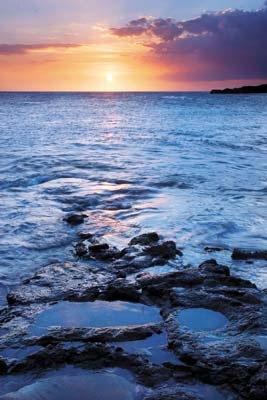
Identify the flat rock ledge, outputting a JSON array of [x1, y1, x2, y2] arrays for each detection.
[[0, 234, 267, 399]]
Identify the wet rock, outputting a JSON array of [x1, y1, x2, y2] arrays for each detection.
[[31, 323, 163, 346], [101, 280, 141, 302], [219, 275, 257, 289], [63, 213, 87, 226], [74, 243, 123, 261], [144, 386, 198, 400], [89, 243, 110, 253], [129, 233, 160, 246], [79, 232, 95, 240], [74, 242, 88, 257], [2, 232, 267, 400], [232, 248, 267, 260], [7, 262, 114, 305], [138, 270, 203, 293], [204, 246, 226, 253], [0, 357, 7, 375], [198, 259, 230, 276], [116, 271, 127, 279], [93, 249, 121, 261], [0, 370, 141, 400], [248, 364, 267, 400], [145, 241, 182, 259]]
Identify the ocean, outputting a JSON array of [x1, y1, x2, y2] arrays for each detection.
[[0, 91, 266, 305]]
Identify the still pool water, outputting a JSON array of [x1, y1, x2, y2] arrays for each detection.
[[176, 308, 229, 331], [29, 300, 161, 336], [113, 332, 181, 365], [0, 367, 143, 399]]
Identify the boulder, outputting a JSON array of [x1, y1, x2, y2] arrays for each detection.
[[63, 213, 87, 226], [232, 249, 267, 260], [129, 232, 160, 246]]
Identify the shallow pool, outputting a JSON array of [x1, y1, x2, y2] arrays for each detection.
[[29, 300, 161, 336], [176, 308, 229, 332]]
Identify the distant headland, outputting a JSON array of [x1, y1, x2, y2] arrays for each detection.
[[210, 84, 267, 94]]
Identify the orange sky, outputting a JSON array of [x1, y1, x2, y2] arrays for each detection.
[[0, 37, 200, 92], [0, 0, 266, 91], [0, 41, 263, 92]]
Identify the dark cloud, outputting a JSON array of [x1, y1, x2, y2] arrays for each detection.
[[111, 17, 182, 41], [0, 43, 80, 55], [111, 4, 267, 81]]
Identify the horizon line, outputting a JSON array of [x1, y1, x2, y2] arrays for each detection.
[[0, 90, 209, 93]]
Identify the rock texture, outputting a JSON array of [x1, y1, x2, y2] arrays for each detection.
[[0, 233, 266, 399]]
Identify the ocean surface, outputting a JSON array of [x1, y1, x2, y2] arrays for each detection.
[[0, 92, 266, 304]]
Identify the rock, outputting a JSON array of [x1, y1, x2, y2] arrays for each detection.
[[7, 262, 114, 305], [198, 259, 230, 276], [138, 270, 203, 292], [145, 241, 182, 259], [144, 386, 199, 400], [63, 213, 87, 226], [129, 232, 160, 246], [33, 323, 162, 346], [88, 243, 122, 261], [204, 246, 225, 252], [79, 232, 95, 240], [0, 357, 7, 375], [89, 243, 109, 253], [2, 232, 267, 400], [232, 249, 267, 260], [101, 279, 141, 302], [248, 364, 267, 400], [74, 242, 88, 257]]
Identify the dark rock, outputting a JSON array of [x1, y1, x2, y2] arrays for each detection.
[[199, 259, 230, 276], [102, 279, 141, 302], [179, 353, 198, 366], [144, 387, 198, 400], [248, 364, 267, 400], [210, 84, 267, 94], [145, 241, 181, 259], [204, 246, 225, 253], [0, 357, 7, 374], [2, 232, 267, 400], [63, 213, 87, 226], [232, 248, 267, 260], [129, 232, 160, 246], [116, 271, 127, 279], [33, 323, 162, 346], [88, 243, 122, 261], [79, 232, 95, 240], [89, 243, 109, 253], [138, 270, 203, 292], [74, 242, 88, 257]]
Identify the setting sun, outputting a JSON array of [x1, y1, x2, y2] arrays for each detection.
[[106, 73, 113, 82]]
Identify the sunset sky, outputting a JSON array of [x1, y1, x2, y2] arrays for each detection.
[[0, 0, 266, 91]]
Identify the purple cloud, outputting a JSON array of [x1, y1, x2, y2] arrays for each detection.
[[111, 17, 182, 41], [111, 4, 267, 81], [0, 43, 80, 55]]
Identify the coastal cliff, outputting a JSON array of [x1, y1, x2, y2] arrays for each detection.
[[211, 84, 267, 94]]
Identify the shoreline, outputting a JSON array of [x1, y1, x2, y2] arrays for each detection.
[[0, 219, 267, 399]]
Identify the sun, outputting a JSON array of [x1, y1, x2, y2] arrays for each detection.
[[106, 73, 113, 82]]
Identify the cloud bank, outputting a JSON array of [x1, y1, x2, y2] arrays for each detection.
[[0, 43, 80, 55], [111, 4, 267, 81]]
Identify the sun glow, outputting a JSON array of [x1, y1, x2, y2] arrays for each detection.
[[106, 73, 113, 82]]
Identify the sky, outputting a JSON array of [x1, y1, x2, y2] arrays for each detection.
[[0, 0, 266, 91]]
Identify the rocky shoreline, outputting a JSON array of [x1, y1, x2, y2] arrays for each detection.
[[0, 216, 267, 399], [210, 84, 267, 94]]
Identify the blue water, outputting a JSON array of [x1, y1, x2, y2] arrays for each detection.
[[0, 92, 266, 302]]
